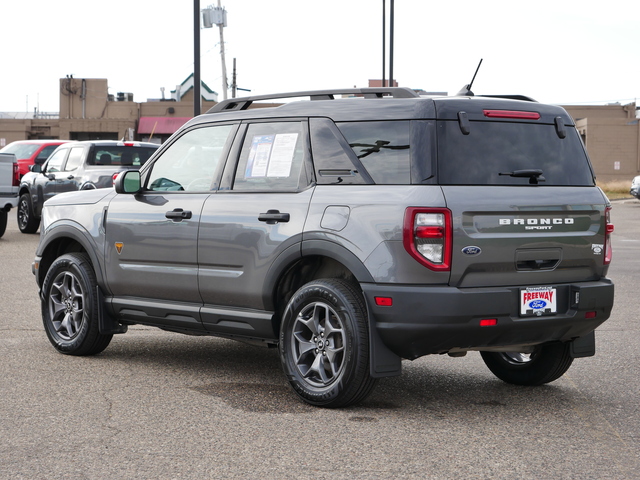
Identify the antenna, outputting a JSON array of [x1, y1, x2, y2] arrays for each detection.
[[456, 58, 483, 96]]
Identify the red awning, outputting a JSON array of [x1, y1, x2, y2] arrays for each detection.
[[138, 117, 191, 135]]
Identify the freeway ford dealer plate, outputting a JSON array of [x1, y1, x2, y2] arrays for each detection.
[[520, 286, 557, 316]]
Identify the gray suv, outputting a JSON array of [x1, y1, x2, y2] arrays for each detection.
[[33, 88, 615, 407]]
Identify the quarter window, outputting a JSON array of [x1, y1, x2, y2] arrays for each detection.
[[337, 121, 411, 184]]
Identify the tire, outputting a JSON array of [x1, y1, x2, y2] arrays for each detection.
[[41, 253, 113, 356], [0, 210, 7, 238], [480, 342, 574, 386], [17, 193, 40, 234], [279, 279, 378, 408]]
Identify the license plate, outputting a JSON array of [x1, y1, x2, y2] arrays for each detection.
[[520, 286, 557, 316]]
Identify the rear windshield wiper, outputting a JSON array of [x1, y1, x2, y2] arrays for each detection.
[[499, 169, 545, 185]]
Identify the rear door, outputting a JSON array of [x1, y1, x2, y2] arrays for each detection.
[[197, 120, 314, 337], [435, 106, 609, 290]]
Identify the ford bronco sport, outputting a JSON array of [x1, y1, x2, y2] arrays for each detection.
[[33, 87, 615, 407]]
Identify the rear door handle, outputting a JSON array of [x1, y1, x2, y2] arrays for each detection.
[[258, 210, 290, 224], [165, 208, 192, 221]]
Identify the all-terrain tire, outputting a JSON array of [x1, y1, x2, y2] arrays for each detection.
[[279, 278, 378, 408], [41, 252, 113, 356]]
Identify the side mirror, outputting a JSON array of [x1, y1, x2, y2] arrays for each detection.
[[114, 170, 141, 194], [30, 164, 42, 173]]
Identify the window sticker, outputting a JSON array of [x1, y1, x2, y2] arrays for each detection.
[[246, 135, 274, 178], [244, 133, 299, 179], [267, 133, 298, 177]]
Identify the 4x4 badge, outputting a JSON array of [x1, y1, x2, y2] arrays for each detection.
[[115, 242, 124, 254], [462, 246, 482, 256]]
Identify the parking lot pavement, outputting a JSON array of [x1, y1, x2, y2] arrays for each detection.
[[1, 204, 639, 479]]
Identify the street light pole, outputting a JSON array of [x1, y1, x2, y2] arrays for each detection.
[[194, 0, 201, 116]]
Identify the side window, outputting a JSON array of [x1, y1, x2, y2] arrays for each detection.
[[147, 124, 235, 192], [336, 121, 411, 184], [63, 147, 85, 172], [45, 149, 68, 173], [309, 118, 370, 185], [233, 122, 305, 192]]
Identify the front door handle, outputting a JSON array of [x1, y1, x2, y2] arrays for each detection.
[[165, 208, 192, 221], [258, 210, 290, 224]]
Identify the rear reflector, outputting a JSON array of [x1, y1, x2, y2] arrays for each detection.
[[480, 319, 498, 327], [585, 311, 597, 319], [483, 110, 540, 120], [374, 297, 393, 307]]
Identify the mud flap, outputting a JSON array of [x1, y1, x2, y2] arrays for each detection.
[[97, 286, 128, 335], [368, 310, 402, 378], [570, 330, 596, 358]]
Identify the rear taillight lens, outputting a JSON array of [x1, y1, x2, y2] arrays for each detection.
[[12, 163, 19, 187], [604, 206, 614, 265], [403, 207, 452, 271]]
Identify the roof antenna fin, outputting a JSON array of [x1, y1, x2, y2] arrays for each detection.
[[456, 58, 483, 96]]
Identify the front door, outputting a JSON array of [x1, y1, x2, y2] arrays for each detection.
[[104, 123, 238, 331]]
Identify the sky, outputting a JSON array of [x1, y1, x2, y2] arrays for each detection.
[[2, 0, 639, 114]]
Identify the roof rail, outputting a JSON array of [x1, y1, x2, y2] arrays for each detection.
[[206, 87, 420, 113]]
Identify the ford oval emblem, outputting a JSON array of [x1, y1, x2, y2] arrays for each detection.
[[461, 246, 482, 256], [529, 300, 547, 309]]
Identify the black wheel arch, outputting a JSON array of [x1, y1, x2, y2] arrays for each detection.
[[265, 239, 402, 379], [36, 225, 107, 294]]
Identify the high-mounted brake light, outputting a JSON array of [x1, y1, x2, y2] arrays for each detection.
[[483, 110, 540, 120], [403, 208, 452, 271], [604, 206, 614, 265]]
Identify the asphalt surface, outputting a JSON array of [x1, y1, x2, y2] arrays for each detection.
[[1, 200, 639, 479]]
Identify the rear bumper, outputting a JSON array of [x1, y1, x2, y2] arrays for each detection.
[[362, 279, 614, 360], [1, 193, 18, 211]]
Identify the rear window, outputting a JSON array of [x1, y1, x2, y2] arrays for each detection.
[[89, 146, 157, 167], [436, 121, 594, 186]]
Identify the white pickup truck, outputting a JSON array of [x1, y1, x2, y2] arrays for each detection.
[[0, 152, 19, 237]]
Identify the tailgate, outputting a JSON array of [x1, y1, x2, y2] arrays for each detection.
[[442, 186, 610, 288]]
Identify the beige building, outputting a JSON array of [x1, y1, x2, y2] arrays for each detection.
[[1, 78, 638, 183], [564, 103, 639, 183]]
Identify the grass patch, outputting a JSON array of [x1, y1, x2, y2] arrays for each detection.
[[597, 180, 632, 199]]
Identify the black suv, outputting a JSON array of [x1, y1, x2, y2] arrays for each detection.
[[33, 88, 614, 407]]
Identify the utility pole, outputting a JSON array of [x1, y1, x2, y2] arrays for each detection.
[[217, 0, 228, 100], [202, 2, 228, 101]]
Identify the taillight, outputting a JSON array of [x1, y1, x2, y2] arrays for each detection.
[[403, 207, 452, 271], [604, 206, 614, 265], [12, 162, 19, 187], [112, 172, 120, 186]]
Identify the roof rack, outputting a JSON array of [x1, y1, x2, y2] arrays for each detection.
[[206, 87, 420, 113]]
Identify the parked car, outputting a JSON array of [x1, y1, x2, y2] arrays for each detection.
[[33, 88, 614, 408], [0, 140, 70, 177], [630, 175, 640, 199], [0, 152, 19, 237], [18, 140, 158, 233]]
